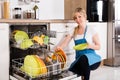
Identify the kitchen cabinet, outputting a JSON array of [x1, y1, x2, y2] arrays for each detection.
[[38, 0, 64, 19], [87, 0, 108, 22], [0, 23, 9, 80], [64, 0, 86, 19]]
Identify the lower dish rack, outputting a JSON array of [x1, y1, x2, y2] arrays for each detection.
[[12, 58, 71, 80]]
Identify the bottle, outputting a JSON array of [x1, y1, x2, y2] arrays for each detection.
[[3, 0, 10, 19], [0, 1, 2, 18]]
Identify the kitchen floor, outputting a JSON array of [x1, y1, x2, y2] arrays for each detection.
[[72, 66, 120, 80], [91, 65, 120, 80], [61, 55, 120, 80], [10, 65, 120, 80], [72, 65, 120, 80]]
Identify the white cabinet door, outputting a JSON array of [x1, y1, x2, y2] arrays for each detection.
[[39, 0, 64, 19], [0, 23, 9, 80], [10, 0, 64, 19], [49, 23, 77, 51], [87, 22, 107, 59]]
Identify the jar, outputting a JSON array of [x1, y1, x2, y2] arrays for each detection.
[[14, 7, 22, 19], [26, 10, 31, 19]]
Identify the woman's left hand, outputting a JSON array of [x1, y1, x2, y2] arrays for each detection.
[[87, 43, 94, 49], [87, 42, 100, 50]]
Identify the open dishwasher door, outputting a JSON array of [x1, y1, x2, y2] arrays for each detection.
[[0, 23, 9, 80]]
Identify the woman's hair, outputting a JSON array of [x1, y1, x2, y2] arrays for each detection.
[[73, 7, 87, 20], [73, 7, 87, 37]]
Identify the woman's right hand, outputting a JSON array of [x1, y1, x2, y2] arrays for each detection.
[[54, 46, 62, 52]]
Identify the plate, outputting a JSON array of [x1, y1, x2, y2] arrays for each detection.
[[55, 48, 66, 62], [73, 43, 88, 50], [52, 48, 66, 68], [57, 53, 65, 68], [51, 53, 65, 69]]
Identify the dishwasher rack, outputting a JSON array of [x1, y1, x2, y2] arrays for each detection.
[[12, 58, 71, 80]]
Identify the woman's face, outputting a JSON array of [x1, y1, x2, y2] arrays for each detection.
[[73, 12, 86, 26]]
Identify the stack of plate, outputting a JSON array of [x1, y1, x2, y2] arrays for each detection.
[[52, 48, 67, 68]]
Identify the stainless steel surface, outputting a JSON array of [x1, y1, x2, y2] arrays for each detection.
[[10, 75, 18, 80], [104, 0, 120, 66]]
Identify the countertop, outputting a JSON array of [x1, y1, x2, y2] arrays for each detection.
[[0, 19, 76, 23], [0, 19, 107, 24]]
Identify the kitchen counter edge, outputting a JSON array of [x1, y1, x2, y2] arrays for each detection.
[[0, 19, 107, 24], [0, 19, 76, 23]]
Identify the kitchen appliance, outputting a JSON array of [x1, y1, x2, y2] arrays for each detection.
[[87, 0, 108, 22], [8, 23, 77, 80], [0, 23, 9, 80], [104, 0, 120, 66]]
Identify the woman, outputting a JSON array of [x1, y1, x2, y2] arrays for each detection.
[[55, 7, 101, 80]]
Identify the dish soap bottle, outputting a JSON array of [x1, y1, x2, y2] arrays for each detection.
[[33, 5, 39, 19], [3, 0, 10, 19]]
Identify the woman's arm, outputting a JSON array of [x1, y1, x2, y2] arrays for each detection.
[[55, 34, 72, 51], [87, 33, 101, 50]]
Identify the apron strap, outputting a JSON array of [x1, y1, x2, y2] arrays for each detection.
[[83, 26, 87, 38]]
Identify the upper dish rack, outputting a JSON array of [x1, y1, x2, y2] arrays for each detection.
[[10, 30, 56, 50]]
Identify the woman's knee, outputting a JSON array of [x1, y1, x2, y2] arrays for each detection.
[[90, 62, 101, 70]]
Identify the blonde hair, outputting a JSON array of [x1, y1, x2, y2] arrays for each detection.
[[73, 7, 87, 20], [73, 7, 87, 37]]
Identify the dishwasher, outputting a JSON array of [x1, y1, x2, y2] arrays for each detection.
[[9, 23, 77, 80]]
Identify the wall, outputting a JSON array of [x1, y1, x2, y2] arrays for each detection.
[[8, 0, 64, 19]]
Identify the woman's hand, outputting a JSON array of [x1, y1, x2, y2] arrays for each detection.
[[87, 43, 92, 49], [54, 46, 62, 52], [87, 42, 100, 50], [87, 33, 101, 50]]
